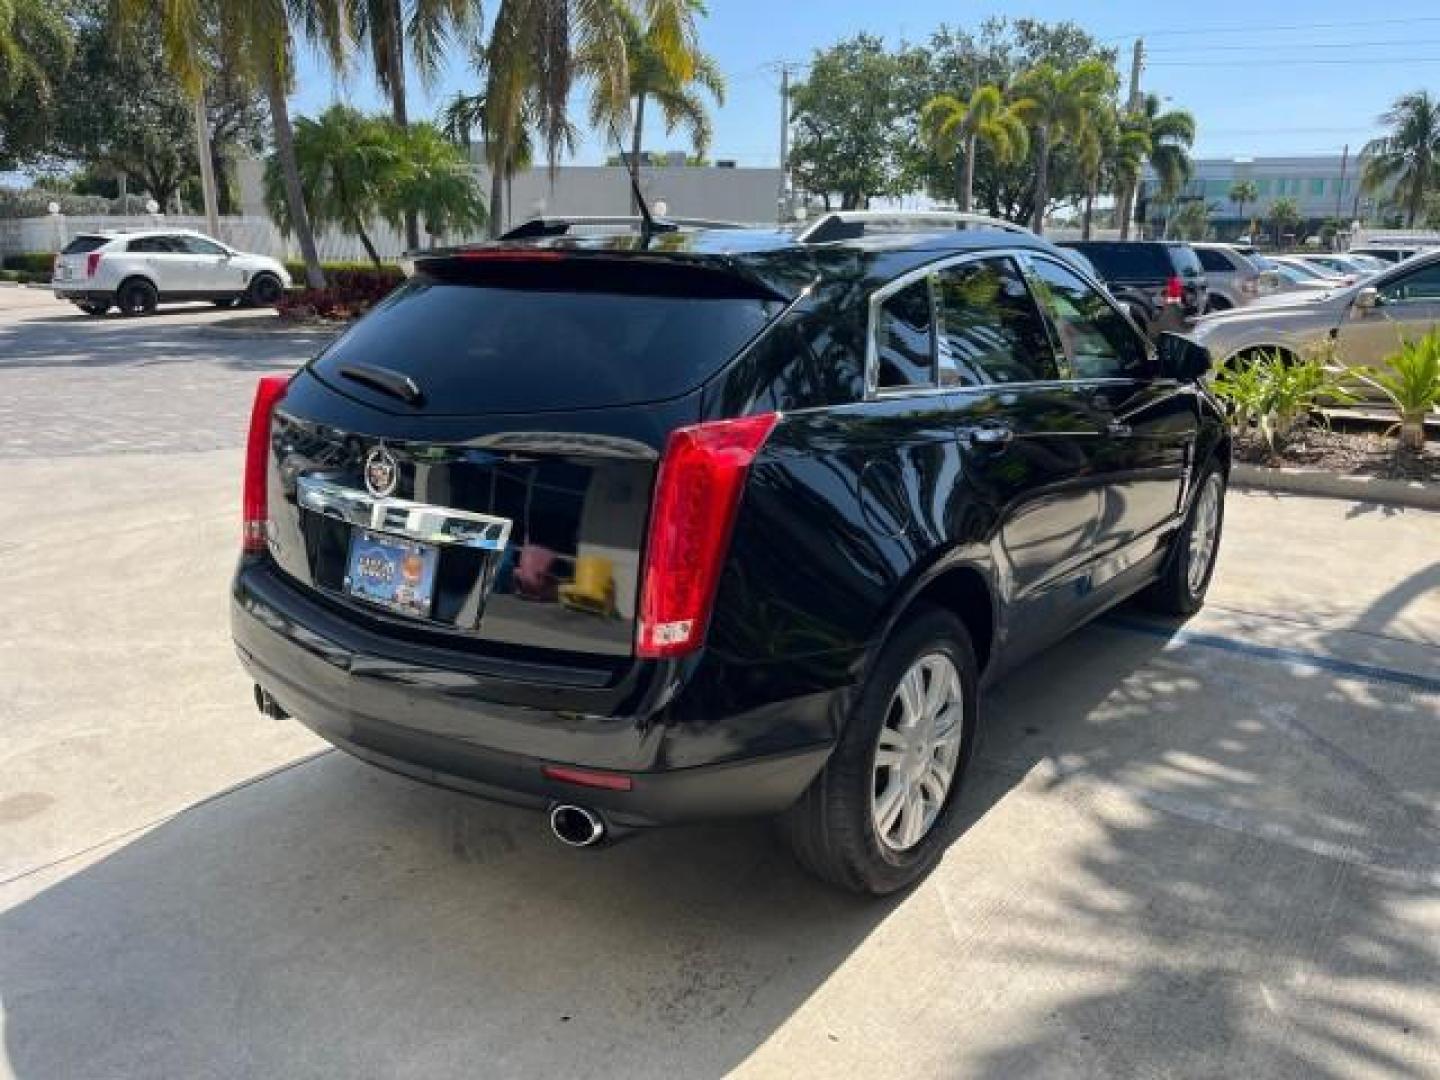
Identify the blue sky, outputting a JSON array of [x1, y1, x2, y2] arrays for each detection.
[[293, 0, 1440, 166]]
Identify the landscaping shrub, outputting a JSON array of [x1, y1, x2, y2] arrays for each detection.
[[282, 260, 406, 283], [276, 267, 403, 321], [1355, 329, 1440, 451], [3, 252, 56, 275], [1210, 347, 1356, 458]]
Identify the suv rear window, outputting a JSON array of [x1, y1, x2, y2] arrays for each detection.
[[312, 258, 784, 415], [1167, 245, 1203, 278], [1065, 243, 1171, 279], [61, 236, 110, 255]]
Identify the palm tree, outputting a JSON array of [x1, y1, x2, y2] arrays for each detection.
[[262, 105, 398, 266], [350, 0, 481, 249], [1012, 60, 1114, 234], [1228, 179, 1258, 236], [121, 0, 350, 289], [481, 0, 700, 237], [1074, 102, 1148, 240], [441, 90, 540, 234], [1268, 196, 1301, 247], [920, 84, 1028, 213], [1116, 93, 1195, 239], [587, 1, 724, 214], [381, 121, 488, 244], [0, 0, 70, 109], [1362, 90, 1440, 227]]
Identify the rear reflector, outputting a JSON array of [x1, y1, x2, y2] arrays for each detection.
[[242, 375, 291, 552], [1163, 274, 1184, 303], [542, 765, 634, 792], [86, 252, 103, 278], [637, 412, 780, 658]]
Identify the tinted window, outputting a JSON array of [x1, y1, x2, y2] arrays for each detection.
[[1065, 243, 1170, 280], [127, 236, 181, 253], [875, 280, 935, 390], [1028, 257, 1151, 380], [934, 257, 1056, 386], [1381, 261, 1440, 302], [1167, 245, 1203, 278], [177, 235, 227, 255], [312, 266, 782, 415], [1195, 248, 1235, 273], [61, 235, 109, 255]]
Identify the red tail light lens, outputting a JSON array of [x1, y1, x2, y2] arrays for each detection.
[[242, 374, 291, 552], [542, 764, 634, 791], [1164, 274, 1184, 303], [637, 412, 780, 658], [85, 252, 103, 278]]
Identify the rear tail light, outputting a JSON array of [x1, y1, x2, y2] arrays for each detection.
[[85, 252, 103, 278], [637, 412, 780, 658], [242, 374, 291, 553], [1163, 274, 1184, 303]]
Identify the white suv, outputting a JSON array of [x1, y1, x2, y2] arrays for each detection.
[[52, 229, 292, 317]]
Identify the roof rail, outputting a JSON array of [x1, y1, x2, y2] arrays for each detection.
[[795, 210, 1032, 244], [499, 215, 748, 241]]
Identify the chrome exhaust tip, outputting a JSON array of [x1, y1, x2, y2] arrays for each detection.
[[253, 684, 290, 721], [549, 804, 606, 848]]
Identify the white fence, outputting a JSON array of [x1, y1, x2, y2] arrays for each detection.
[[0, 214, 444, 262]]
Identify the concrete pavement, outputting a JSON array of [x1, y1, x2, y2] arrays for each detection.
[[1, 292, 1438, 1078]]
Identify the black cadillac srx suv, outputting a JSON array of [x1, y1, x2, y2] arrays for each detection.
[[232, 211, 1229, 895]]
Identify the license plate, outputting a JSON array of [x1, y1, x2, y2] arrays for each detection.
[[344, 530, 439, 618]]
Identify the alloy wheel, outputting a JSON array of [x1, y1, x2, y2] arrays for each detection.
[[870, 652, 965, 852], [1187, 473, 1223, 595]]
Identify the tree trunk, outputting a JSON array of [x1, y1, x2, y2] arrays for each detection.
[[353, 219, 382, 267], [629, 92, 647, 215], [1117, 178, 1134, 240], [385, 0, 421, 251], [262, 65, 325, 290], [1082, 175, 1096, 240], [1030, 125, 1050, 234], [960, 131, 976, 213], [488, 146, 504, 238], [1400, 414, 1426, 451]]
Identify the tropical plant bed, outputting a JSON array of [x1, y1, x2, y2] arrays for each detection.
[[1233, 426, 1439, 484]]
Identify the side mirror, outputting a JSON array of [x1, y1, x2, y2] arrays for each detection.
[[1156, 332, 1212, 382], [1353, 286, 1380, 312]]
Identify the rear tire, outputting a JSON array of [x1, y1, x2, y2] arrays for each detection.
[[1140, 463, 1227, 616], [77, 301, 109, 316], [116, 278, 158, 317], [244, 273, 283, 308], [780, 605, 978, 895]]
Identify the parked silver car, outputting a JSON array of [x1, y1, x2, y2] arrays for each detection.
[[1192, 243, 1275, 311], [1188, 249, 1440, 391]]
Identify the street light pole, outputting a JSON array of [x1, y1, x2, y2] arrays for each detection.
[[777, 64, 792, 224]]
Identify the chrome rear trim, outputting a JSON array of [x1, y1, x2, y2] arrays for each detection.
[[296, 475, 513, 551]]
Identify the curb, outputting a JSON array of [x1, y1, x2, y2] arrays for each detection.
[[1232, 463, 1440, 511]]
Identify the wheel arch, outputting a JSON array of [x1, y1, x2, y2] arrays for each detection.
[[874, 557, 998, 678], [115, 272, 158, 297]]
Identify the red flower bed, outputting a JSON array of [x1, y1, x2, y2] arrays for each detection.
[[277, 267, 404, 321]]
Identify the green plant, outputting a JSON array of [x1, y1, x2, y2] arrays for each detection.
[[3, 251, 54, 273], [920, 84, 1028, 212], [1210, 348, 1356, 458], [1353, 330, 1440, 451]]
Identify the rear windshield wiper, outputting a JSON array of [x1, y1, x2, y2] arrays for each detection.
[[335, 362, 424, 406]]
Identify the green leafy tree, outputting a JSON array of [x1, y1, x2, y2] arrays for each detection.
[[350, 0, 481, 247], [788, 33, 904, 210], [1228, 179, 1258, 233], [262, 105, 398, 266], [1170, 198, 1212, 241], [1012, 58, 1114, 234], [1117, 93, 1195, 239], [382, 120, 487, 243], [0, 0, 73, 169], [1267, 196, 1301, 247], [122, 0, 351, 289], [586, 1, 724, 214], [920, 84, 1027, 212], [1362, 90, 1440, 228]]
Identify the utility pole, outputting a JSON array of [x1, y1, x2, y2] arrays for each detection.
[[1335, 143, 1348, 225], [192, 90, 221, 239], [1120, 38, 1144, 239], [777, 63, 793, 224]]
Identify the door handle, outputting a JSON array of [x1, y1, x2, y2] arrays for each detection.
[[967, 423, 1014, 448]]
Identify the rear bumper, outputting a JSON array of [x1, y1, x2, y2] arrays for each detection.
[[232, 558, 836, 827], [52, 285, 109, 302]]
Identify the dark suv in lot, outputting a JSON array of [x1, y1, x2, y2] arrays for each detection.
[[1060, 240, 1209, 335], [233, 211, 1229, 894]]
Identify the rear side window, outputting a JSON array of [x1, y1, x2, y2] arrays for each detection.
[[875, 280, 935, 390], [312, 261, 784, 414], [1067, 243, 1170, 279], [1027, 257, 1151, 380], [61, 236, 109, 255], [934, 257, 1057, 385], [1195, 248, 1235, 273], [1168, 245, 1203, 278], [127, 236, 182, 253]]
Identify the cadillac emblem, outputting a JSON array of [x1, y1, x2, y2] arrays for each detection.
[[364, 445, 399, 498]]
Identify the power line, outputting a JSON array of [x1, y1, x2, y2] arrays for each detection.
[[1100, 14, 1440, 41], [1147, 37, 1440, 53], [1148, 56, 1440, 66]]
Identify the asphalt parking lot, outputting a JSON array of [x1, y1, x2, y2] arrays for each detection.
[[2, 288, 1438, 1079]]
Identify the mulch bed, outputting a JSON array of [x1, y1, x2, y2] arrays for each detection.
[[1234, 425, 1440, 483]]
